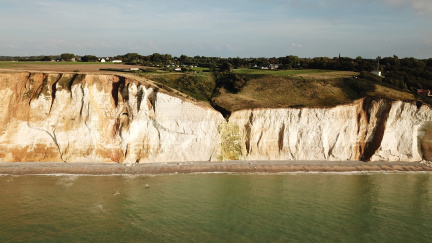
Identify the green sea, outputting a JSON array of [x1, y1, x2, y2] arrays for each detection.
[[1, 172, 432, 242]]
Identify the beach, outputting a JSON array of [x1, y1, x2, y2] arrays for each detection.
[[1, 160, 432, 175]]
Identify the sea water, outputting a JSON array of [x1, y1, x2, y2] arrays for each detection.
[[1, 173, 432, 242]]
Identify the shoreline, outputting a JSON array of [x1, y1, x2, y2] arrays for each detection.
[[1, 160, 432, 175]]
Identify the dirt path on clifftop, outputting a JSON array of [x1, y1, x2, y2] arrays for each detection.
[[1, 161, 431, 175]]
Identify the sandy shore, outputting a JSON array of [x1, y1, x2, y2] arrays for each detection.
[[1, 160, 432, 175]]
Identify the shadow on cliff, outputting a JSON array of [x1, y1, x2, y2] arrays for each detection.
[[359, 98, 392, 162]]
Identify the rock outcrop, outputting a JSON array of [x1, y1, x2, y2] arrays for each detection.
[[1, 71, 432, 163]]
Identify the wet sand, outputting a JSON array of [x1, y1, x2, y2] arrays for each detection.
[[1, 160, 432, 175]]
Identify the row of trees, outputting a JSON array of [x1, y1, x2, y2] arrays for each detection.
[[0, 53, 76, 62], [3, 52, 431, 73], [2, 52, 432, 90], [111, 53, 432, 72]]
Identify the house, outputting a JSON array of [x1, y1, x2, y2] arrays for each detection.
[[130, 68, 139, 71], [417, 89, 432, 96], [100, 58, 106, 63], [174, 68, 182, 71], [371, 71, 382, 77], [268, 64, 279, 70], [112, 60, 122, 63]]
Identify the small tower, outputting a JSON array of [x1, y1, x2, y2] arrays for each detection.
[[372, 56, 383, 77], [377, 56, 380, 71]]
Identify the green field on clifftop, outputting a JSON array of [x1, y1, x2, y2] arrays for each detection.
[[140, 69, 416, 114]]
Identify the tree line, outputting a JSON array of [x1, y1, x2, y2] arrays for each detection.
[[2, 52, 432, 91]]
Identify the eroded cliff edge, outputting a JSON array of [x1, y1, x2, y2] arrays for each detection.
[[0, 72, 224, 162], [1, 72, 432, 163]]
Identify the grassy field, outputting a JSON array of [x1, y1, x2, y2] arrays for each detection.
[[135, 69, 366, 107], [0, 61, 116, 67], [233, 68, 330, 77], [144, 72, 215, 102], [190, 67, 210, 72], [180, 67, 333, 77], [0, 61, 140, 73], [213, 71, 416, 112]]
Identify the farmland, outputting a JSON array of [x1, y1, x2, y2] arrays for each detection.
[[0, 61, 147, 73]]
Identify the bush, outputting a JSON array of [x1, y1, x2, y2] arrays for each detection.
[[343, 78, 375, 99], [215, 73, 264, 93], [154, 74, 215, 101], [223, 73, 245, 92]]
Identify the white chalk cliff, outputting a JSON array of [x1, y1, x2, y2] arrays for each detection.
[[229, 99, 432, 162], [1, 72, 431, 163]]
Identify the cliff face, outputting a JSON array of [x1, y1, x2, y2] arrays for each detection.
[[228, 99, 432, 162], [1, 72, 431, 163], [0, 72, 224, 162]]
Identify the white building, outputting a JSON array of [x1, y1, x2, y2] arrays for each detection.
[[371, 71, 382, 77]]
